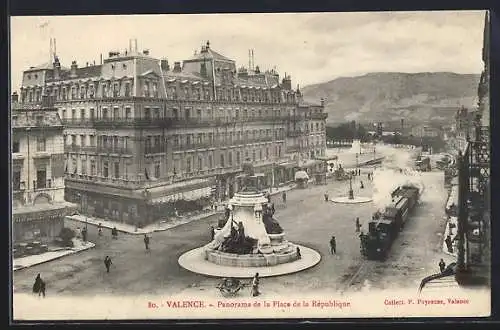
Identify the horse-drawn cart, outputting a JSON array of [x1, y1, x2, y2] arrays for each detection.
[[216, 278, 249, 297]]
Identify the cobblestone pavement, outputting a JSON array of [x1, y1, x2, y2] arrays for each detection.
[[13, 147, 450, 299]]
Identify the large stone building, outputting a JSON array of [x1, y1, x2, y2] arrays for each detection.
[[17, 40, 327, 224], [11, 94, 77, 243]]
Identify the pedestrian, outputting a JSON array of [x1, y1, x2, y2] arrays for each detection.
[[82, 227, 88, 242], [104, 256, 112, 273], [330, 236, 336, 254], [210, 225, 215, 240], [144, 234, 150, 250], [251, 272, 260, 297], [439, 259, 446, 273], [98, 223, 103, 236], [32, 273, 46, 298], [355, 217, 361, 233], [112, 227, 118, 239], [445, 235, 453, 253], [360, 181, 364, 189], [324, 192, 329, 202], [296, 246, 301, 259], [266, 193, 271, 204], [367, 173, 370, 180], [282, 191, 287, 204]]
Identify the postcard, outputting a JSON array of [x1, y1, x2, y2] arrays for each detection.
[[10, 11, 490, 320]]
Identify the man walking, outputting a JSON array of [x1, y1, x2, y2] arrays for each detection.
[[210, 225, 215, 240], [33, 273, 46, 298], [324, 192, 329, 202], [104, 256, 112, 273], [355, 217, 361, 233], [144, 234, 150, 251], [439, 259, 446, 273], [445, 235, 453, 253], [282, 191, 287, 204], [330, 236, 336, 255]]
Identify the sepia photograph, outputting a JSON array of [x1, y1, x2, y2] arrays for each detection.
[[10, 11, 491, 320]]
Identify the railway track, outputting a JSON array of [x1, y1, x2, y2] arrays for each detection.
[[340, 259, 378, 294]]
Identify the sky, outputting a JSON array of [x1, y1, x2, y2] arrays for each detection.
[[10, 11, 486, 92]]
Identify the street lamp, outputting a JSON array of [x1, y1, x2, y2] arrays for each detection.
[[348, 174, 354, 200]]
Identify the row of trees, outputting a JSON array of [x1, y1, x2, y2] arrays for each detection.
[[326, 121, 447, 152]]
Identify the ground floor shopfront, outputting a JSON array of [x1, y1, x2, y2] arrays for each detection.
[[12, 202, 77, 244], [65, 177, 216, 226]]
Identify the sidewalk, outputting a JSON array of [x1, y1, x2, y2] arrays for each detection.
[[66, 184, 297, 236], [13, 239, 95, 272], [442, 215, 459, 258], [67, 210, 219, 235]]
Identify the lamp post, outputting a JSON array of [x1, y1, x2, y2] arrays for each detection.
[[356, 153, 359, 173], [348, 173, 354, 200]]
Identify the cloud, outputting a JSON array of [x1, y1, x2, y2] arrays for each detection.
[[10, 11, 485, 92]]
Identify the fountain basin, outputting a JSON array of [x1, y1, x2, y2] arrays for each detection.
[[268, 232, 286, 245], [179, 244, 321, 278], [205, 246, 299, 267]]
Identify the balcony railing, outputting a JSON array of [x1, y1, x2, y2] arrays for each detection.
[[64, 144, 133, 155], [309, 113, 328, 120], [61, 115, 304, 130]]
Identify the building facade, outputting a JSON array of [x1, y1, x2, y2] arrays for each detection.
[[11, 94, 77, 243], [18, 41, 327, 224]]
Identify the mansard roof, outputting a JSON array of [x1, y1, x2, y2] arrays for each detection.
[[186, 47, 234, 62]]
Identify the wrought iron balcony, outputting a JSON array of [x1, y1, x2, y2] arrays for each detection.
[[310, 112, 328, 120]]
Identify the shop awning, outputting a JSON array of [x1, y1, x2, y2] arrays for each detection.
[[147, 178, 215, 205], [299, 159, 323, 168], [277, 161, 297, 169], [315, 155, 338, 161], [13, 201, 78, 223]]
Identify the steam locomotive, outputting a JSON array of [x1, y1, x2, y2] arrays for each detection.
[[361, 184, 420, 260]]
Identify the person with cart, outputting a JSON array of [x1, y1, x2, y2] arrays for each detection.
[[251, 272, 260, 297]]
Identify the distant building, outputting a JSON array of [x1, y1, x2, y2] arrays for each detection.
[[17, 40, 327, 224], [11, 94, 77, 243], [411, 125, 440, 138]]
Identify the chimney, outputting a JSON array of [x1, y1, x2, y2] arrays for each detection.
[[281, 73, 292, 90], [200, 62, 207, 77], [173, 62, 182, 73], [70, 61, 78, 78], [11, 92, 18, 104], [143, 49, 150, 56], [93, 60, 96, 66], [53, 56, 61, 80], [160, 58, 169, 71], [100, 54, 103, 65]]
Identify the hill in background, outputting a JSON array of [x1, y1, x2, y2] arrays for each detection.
[[301, 72, 480, 127]]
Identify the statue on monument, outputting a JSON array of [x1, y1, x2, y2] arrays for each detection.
[[241, 158, 259, 192]]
